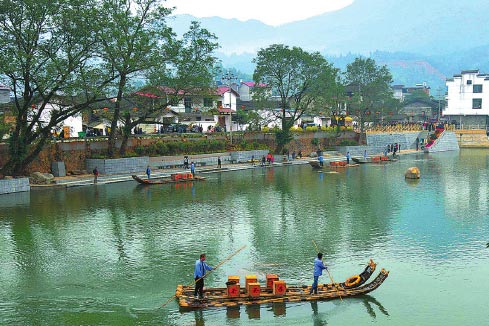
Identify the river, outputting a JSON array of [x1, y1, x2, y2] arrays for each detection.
[[1, 149, 488, 325]]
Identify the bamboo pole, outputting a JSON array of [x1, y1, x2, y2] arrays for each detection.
[[311, 240, 342, 301], [161, 244, 247, 307]]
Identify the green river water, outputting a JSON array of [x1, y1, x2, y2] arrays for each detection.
[[1, 149, 489, 325]]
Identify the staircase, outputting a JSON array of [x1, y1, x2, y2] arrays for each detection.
[[423, 131, 459, 153]]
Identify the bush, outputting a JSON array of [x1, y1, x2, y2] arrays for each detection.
[[339, 139, 358, 146], [306, 126, 318, 132]]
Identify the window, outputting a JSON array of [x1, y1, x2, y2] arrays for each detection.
[[203, 97, 213, 107], [472, 98, 482, 109], [184, 97, 192, 113], [467, 80, 472, 85], [473, 84, 483, 93]]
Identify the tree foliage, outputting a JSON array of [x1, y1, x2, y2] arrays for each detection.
[[252, 44, 340, 153], [93, 0, 219, 156], [343, 57, 393, 130], [0, 0, 107, 175]]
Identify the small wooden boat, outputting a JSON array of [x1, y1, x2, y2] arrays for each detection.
[[175, 259, 388, 310], [352, 156, 397, 164], [308, 160, 326, 169], [132, 174, 206, 185]]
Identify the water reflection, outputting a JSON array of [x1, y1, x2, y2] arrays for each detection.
[[361, 295, 389, 318], [310, 301, 327, 326], [246, 304, 260, 319]]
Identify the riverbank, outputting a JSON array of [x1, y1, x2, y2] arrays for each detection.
[[31, 149, 420, 189]]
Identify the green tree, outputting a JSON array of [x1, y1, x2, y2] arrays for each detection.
[[93, 0, 174, 158], [343, 57, 393, 134], [0, 0, 106, 175], [252, 44, 340, 153], [110, 20, 218, 156]]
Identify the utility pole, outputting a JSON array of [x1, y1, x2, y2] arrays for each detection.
[[222, 71, 236, 144]]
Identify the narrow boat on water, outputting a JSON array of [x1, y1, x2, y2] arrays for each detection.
[[132, 174, 206, 185], [352, 156, 398, 164], [175, 259, 388, 310], [309, 161, 359, 169]]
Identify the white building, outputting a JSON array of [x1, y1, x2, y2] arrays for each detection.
[[445, 69, 489, 128]]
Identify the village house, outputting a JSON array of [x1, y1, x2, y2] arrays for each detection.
[[445, 69, 489, 129]]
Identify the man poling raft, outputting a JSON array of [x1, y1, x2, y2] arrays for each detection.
[[173, 259, 389, 310]]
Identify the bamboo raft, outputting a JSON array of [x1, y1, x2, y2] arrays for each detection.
[[131, 174, 206, 185], [175, 259, 388, 310], [309, 161, 359, 169], [352, 157, 398, 164]]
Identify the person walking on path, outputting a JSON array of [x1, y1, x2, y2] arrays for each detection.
[[194, 253, 213, 299], [190, 162, 195, 175], [309, 252, 328, 294], [184, 156, 189, 169], [146, 165, 151, 179], [346, 151, 351, 165], [93, 167, 99, 184], [217, 157, 222, 169]]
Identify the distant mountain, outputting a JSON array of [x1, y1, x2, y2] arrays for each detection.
[[168, 0, 489, 91]]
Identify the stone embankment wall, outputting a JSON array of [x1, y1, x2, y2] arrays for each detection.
[[86, 157, 149, 175], [425, 131, 459, 152], [0, 178, 30, 195], [455, 130, 489, 148], [0, 131, 358, 175], [364, 131, 423, 154]]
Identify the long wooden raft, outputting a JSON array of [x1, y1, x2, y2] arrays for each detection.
[[132, 174, 206, 185], [175, 259, 388, 310]]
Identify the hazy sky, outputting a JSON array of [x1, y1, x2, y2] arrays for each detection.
[[164, 0, 353, 26]]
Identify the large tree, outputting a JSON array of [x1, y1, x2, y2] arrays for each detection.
[[343, 57, 393, 133], [252, 44, 340, 153], [0, 0, 109, 176], [99, 18, 219, 156], [93, 0, 174, 158]]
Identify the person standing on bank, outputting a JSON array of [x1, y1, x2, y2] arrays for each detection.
[[190, 162, 195, 175], [217, 157, 222, 169], [346, 151, 351, 165], [146, 165, 151, 179], [194, 253, 213, 299], [93, 167, 99, 184], [309, 252, 328, 294]]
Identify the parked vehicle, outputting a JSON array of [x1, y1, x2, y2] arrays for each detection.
[[166, 124, 188, 133]]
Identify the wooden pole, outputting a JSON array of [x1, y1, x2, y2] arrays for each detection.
[[311, 240, 342, 301], [161, 244, 247, 307]]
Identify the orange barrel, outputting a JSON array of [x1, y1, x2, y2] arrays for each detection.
[[273, 280, 286, 296], [245, 275, 257, 293], [266, 274, 279, 290], [228, 275, 240, 284], [247, 282, 261, 297], [171, 174, 178, 181], [227, 283, 240, 297]]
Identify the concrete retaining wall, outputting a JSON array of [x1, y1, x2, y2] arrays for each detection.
[[0, 178, 30, 195], [424, 131, 459, 153], [86, 157, 149, 175], [366, 131, 424, 154]]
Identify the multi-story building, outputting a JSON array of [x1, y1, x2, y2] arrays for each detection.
[[445, 69, 489, 128], [392, 83, 431, 102]]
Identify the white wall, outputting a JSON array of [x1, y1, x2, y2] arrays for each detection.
[[445, 71, 489, 116]]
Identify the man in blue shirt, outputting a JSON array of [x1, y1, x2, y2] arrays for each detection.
[[309, 253, 328, 295], [318, 154, 324, 167], [194, 253, 213, 299]]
